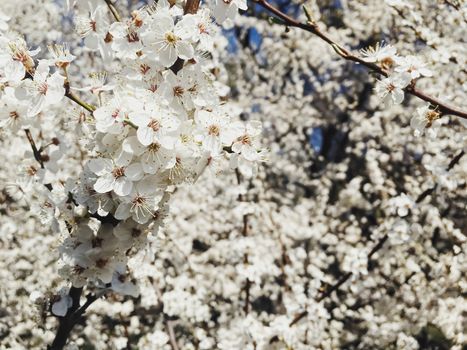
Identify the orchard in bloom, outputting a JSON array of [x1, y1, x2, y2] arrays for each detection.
[[0, 0, 466, 349]]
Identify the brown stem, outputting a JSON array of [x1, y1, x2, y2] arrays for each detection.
[[64, 81, 96, 112], [104, 0, 122, 22], [236, 169, 251, 314], [289, 234, 388, 326], [48, 288, 106, 350], [288, 149, 464, 327], [184, 0, 201, 14], [169, 0, 201, 74], [253, 0, 467, 120], [24, 129, 53, 191]]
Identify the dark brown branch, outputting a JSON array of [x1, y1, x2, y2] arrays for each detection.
[[289, 234, 388, 326], [289, 149, 464, 327], [24, 129, 53, 191], [416, 150, 465, 204], [169, 0, 201, 74], [48, 288, 106, 350], [104, 0, 122, 22], [235, 169, 251, 314], [184, 0, 201, 14], [252, 0, 467, 120]]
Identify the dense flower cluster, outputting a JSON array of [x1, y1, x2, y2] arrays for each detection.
[[0, 0, 265, 313], [0, 0, 466, 349]]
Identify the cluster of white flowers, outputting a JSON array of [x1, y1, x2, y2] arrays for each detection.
[[363, 42, 446, 138], [0, 0, 265, 308], [0, 0, 466, 349]]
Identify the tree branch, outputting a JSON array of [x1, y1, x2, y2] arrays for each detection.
[[289, 234, 388, 326], [236, 169, 252, 314], [48, 288, 106, 350], [252, 0, 467, 120], [104, 0, 122, 22]]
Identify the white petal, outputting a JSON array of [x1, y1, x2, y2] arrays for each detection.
[[125, 163, 143, 181], [5, 60, 25, 82], [159, 45, 177, 67], [137, 126, 154, 146], [114, 202, 131, 220], [94, 174, 115, 193], [114, 177, 132, 196], [392, 89, 405, 104], [51, 298, 69, 317], [176, 41, 194, 60], [88, 158, 113, 175]]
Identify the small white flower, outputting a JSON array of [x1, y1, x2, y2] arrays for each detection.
[[213, 0, 248, 23], [231, 120, 262, 161], [19, 61, 65, 116], [410, 104, 442, 137], [51, 289, 73, 317], [110, 264, 139, 297], [128, 101, 179, 147], [360, 42, 398, 69], [389, 193, 415, 217], [374, 73, 411, 107], [141, 14, 194, 67], [195, 108, 243, 155], [395, 55, 432, 79], [88, 158, 143, 196], [48, 43, 76, 69], [114, 177, 164, 224], [109, 21, 143, 60]]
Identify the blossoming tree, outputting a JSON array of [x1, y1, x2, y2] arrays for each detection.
[[0, 0, 465, 349]]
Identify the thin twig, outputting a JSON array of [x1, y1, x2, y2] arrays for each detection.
[[165, 318, 180, 350], [235, 169, 251, 314], [252, 0, 467, 120], [64, 82, 96, 112], [104, 0, 122, 22], [288, 149, 465, 326], [48, 288, 106, 350], [289, 234, 388, 326], [24, 129, 53, 191], [416, 150, 465, 204]]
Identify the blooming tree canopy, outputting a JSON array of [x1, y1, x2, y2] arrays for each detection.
[[0, 0, 466, 349]]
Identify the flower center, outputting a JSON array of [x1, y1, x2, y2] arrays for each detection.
[[127, 32, 139, 43], [425, 110, 440, 128], [165, 32, 179, 44], [27, 165, 37, 176], [73, 265, 85, 274], [9, 111, 19, 120], [140, 64, 150, 75], [198, 23, 208, 34], [131, 228, 142, 237], [132, 195, 146, 205], [112, 167, 125, 178], [38, 83, 48, 95], [148, 119, 161, 131], [380, 57, 394, 70], [95, 258, 108, 268], [386, 83, 395, 93], [173, 86, 184, 97], [208, 124, 220, 136], [90, 20, 97, 32], [238, 134, 251, 145], [92, 237, 103, 248], [148, 142, 161, 152]]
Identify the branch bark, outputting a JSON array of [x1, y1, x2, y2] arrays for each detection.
[[252, 0, 467, 120], [48, 288, 106, 350]]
